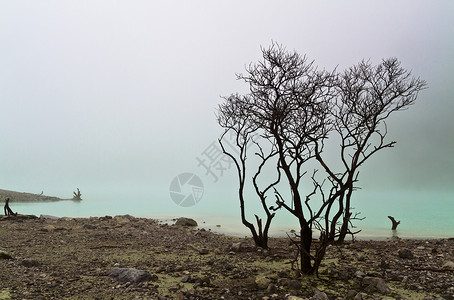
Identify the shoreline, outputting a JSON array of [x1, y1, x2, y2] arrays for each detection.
[[0, 214, 453, 299], [0, 188, 72, 203], [2, 189, 452, 241]]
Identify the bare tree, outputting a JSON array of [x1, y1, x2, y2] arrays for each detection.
[[217, 94, 279, 249], [314, 58, 427, 242], [218, 43, 426, 275], [219, 43, 335, 272], [73, 188, 82, 201]]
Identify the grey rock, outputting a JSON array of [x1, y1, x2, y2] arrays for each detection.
[[84, 224, 97, 229], [255, 276, 272, 289], [107, 268, 153, 284], [278, 278, 302, 290], [266, 283, 277, 293], [398, 249, 414, 259], [346, 289, 357, 299], [354, 293, 367, 300], [362, 276, 390, 294], [21, 259, 40, 267], [113, 215, 133, 224], [354, 271, 366, 278], [442, 261, 454, 269], [230, 242, 245, 252], [198, 248, 209, 255], [311, 289, 328, 300], [40, 214, 60, 220], [175, 217, 198, 227]]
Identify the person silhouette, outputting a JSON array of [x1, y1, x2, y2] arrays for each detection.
[[4, 198, 17, 216]]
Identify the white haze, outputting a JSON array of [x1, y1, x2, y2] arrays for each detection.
[[1, 1, 453, 218]]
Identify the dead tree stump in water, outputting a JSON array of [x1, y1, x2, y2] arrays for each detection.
[[4, 198, 17, 216], [73, 188, 82, 201], [388, 216, 400, 230]]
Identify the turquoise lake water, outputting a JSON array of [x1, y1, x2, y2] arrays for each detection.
[[7, 185, 454, 241]]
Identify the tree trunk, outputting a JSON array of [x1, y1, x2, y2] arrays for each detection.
[[337, 187, 353, 242], [388, 216, 400, 230], [300, 222, 313, 274]]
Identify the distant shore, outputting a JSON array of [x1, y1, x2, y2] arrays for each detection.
[[0, 189, 71, 203]]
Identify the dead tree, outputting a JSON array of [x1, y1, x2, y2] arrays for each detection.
[[4, 198, 17, 216], [73, 188, 82, 201], [388, 216, 401, 230], [220, 42, 335, 273], [314, 58, 427, 242], [218, 95, 279, 249], [218, 43, 426, 275]]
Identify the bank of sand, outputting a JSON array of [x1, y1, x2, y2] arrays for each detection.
[[0, 215, 453, 299]]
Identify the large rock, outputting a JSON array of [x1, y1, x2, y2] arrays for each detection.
[[362, 276, 390, 294], [107, 268, 152, 283], [175, 217, 198, 227]]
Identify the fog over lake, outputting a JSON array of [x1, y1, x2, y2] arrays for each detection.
[[1, 1, 453, 237]]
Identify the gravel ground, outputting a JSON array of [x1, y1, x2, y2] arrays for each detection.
[[0, 215, 453, 300]]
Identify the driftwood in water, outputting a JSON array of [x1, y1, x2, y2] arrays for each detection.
[[73, 188, 82, 201], [388, 216, 400, 230], [4, 198, 17, 216]]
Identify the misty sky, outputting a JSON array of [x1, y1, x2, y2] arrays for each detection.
[[1, 1, 453, 205]]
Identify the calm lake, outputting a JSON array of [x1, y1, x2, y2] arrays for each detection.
[[8, 183, 454, 241]]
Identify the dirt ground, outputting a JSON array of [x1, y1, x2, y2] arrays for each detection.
[[0, 215, 453, 300]]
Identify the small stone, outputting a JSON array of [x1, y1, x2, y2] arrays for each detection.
[[21, 259, 40, 267], [312, 289, 328, 300], [282, 278, 302, 290], [198, 248, 209, 255], [255, 276, 272, 289], [442, 261, 454, 269], [398, 249, 414, 259], [346, 290, 357, 299], [362, 277, 390, 294], [354, 293, 367, 300], [230, 242, 245, 252], [278, 269, 289, 278], [42, 225, 56, 231], [199, 275, 210, 285], [181, 275, 191, 283], [266, 283, 277, 293], [40, 214, 60, 220], [354, 271, 365, 278]]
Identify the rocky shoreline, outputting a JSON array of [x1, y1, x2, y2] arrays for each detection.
[[0, 215, 453, 299]]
